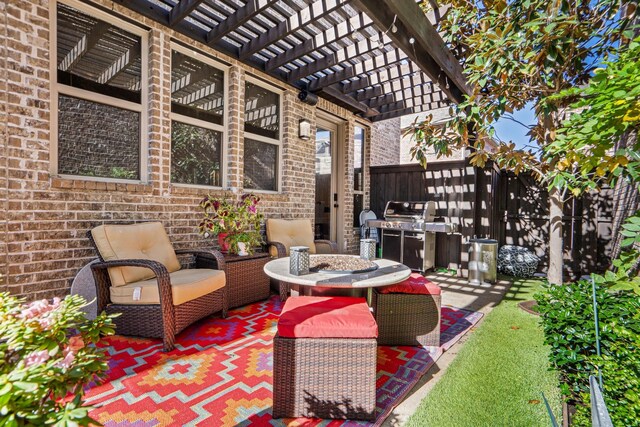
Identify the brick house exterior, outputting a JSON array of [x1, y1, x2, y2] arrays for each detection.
[[399, 108, 464, 164], [0, 0, 401, 300]]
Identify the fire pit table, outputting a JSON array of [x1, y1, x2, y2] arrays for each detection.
[[263, 255, 411, 301]]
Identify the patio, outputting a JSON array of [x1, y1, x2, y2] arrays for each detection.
[[81, 272, 503, 426], [2, 0, 638, 426]]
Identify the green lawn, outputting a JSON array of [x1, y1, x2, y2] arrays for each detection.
[[406, 278, 561, 427]]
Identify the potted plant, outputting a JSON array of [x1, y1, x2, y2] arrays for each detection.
[[0, 293, 116, 426], [198, 193, 264, 255]]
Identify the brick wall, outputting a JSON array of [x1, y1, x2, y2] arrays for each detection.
[[399, 109, 465, 164], [57, 95, 140, 178], [0, 0, 401, 299], [370, 117, 401, 166], [0, 1, 8, 294]]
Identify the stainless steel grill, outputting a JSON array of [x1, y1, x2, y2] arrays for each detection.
[[366, 201, 458, 272]]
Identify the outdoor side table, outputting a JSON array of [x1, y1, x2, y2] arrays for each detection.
[[224, 252, 271, 309]]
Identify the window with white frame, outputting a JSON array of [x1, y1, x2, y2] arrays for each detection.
[[170, 48, 225, 187], [243, 80, 281, 192], [353, 126, 366, 227], [54, 1, 147, 180]]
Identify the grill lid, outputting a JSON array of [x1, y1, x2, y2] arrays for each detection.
[[384, 201, 436, 221]]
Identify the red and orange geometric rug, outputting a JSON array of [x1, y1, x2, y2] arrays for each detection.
[[86, 296, 482, 426]]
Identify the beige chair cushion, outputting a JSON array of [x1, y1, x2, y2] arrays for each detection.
[[91, 222, 182, 287], [109, 269, 226, 306], [266, 219, 317, 257], [315, 241, 334, 254]]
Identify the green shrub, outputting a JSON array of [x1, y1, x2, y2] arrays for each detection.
[[535, 281, 640, 426], [0, 293, 116, 426]]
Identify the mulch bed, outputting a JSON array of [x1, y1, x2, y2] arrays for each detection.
[[518, 300, 541, 316]]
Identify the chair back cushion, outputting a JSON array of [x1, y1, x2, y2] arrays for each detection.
[[91, 222, 181, 287], [266, 219, 317, 257]]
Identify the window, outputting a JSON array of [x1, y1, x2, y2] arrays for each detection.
[[353, 126, 366, 227], [243, 79, 281, 192], [170, 48, 225, 187], [54, 2, 147, 180]]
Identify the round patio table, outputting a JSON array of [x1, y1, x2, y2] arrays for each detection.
[[263, 254, 411, 301]]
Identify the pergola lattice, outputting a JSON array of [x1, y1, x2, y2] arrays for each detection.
[[112, 0, 470, 121]]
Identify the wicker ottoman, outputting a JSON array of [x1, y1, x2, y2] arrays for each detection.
[[372, 273, 442, 347], [272, 296, 378, 421]]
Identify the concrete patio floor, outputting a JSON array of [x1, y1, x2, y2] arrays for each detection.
[[381, 272, 512, 426]]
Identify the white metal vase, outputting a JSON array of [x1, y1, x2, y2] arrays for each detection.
[[237, 242, 249, 256]]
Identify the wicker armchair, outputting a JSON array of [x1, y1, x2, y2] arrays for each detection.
[[265, 218, 338, 300], [88, 222, 227, 352]]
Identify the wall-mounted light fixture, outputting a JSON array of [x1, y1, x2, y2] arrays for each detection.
[[299, 119, 311, 140], [298, 90, 318, 105]]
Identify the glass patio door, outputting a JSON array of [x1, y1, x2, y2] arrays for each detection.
[[315, 121, 338, 242]]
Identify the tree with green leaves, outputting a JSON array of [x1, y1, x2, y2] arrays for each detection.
[[545, 35, 640, 293], [408, 0, 634, 284]]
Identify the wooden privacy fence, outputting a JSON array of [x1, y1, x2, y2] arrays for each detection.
[[369, 161, 613, 279]]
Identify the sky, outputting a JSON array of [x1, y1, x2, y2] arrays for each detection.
[[492, 101, 537, 151]]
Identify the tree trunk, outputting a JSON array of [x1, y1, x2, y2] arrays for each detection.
[[541, 108, 564, 285], [548, 187, 564, 284]]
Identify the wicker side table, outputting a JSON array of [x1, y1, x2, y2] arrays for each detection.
[[224, 252, 271, 309]]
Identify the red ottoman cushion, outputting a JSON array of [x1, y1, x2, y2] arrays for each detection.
[[378, 273, 442, 295], [277, 296, 378, 339]]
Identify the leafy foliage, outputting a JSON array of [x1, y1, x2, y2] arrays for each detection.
[[588, 211, 640, 295], [535, 281, 640, 426], [408, 0, 626, 182], [171, 122, 221, 186], [543, 37, 640, 195], [0, 293, 116, 427], [198, 193, 264, 255]]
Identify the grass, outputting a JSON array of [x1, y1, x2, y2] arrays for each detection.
[[406, 278, 562, 427]]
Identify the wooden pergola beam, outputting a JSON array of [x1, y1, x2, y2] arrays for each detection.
[[354, 85, 383, 101], [343, 61, 419, 93], [320, 86, 379, 116], [369, 101, 449, 122], [206, 0, 270, 46], [119, 0, 465, 121], [265, 14, 374, 71], [375, 95, 448, 114], [120, 0, 290, 83], [306, 67, 356, 92], [357, 73, 434, 103], [123, 0, 238, 56], [289, 40, 406, 93], [238, 0, 350, 60], [287, 35, 381, 83], [352, 0, 470, 103], [169, 0, 205, 27]]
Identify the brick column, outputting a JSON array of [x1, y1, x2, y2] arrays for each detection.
[[148, 29, 171, 196], [280, 90, 315, 218], [0, 1, 8, 292], [226, 66, 245, 191]]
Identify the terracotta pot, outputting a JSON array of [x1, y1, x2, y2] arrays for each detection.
[[217, 232, 230, 253]]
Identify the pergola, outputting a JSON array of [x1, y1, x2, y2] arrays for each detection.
[[112, 0, 470, 122]]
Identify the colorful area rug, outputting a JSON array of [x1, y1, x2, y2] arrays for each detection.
[[86, 296, 482, 426]]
